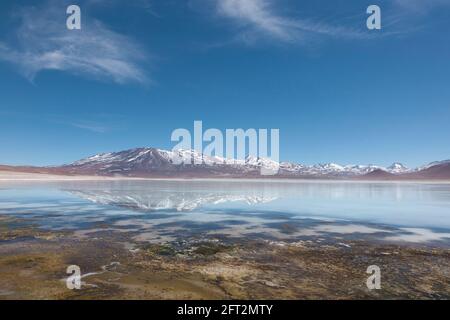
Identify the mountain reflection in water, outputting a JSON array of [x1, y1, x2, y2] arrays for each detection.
[[0, 180, 449, 244]]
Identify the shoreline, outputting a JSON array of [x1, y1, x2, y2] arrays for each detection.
[[1, 170, 450, 184]]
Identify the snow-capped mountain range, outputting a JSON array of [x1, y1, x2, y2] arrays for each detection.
[[61, 147, 423, 178], [1, 147, 448, 179], [278, 161, 411, 176]]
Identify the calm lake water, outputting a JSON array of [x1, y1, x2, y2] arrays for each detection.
[[1, 180, 450, 245]]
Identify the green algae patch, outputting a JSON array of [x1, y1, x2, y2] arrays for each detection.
[[193, 242, 232, 256], [0, 218, 68, 242], [142, 244, 178, 256], [0, 227, 66, 242]]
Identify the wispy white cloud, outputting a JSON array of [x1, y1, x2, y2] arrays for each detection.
[[86, 0, 160, 17], [393, 0, 450, 12], [50, 112, 128, 133], [382, 0, 450, 32], [214, 0, 368, 44], [0, 110, 120, 133], [0, 1, 148, 84], [70, 121, 109, 133], [217, 0, 297, 42]]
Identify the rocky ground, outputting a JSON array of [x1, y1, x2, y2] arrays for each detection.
[[0, 216, 449, 300]]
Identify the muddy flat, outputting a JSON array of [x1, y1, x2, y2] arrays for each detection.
[[0, 219, 449, 299]]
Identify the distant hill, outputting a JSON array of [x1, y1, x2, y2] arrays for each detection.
[[360, 169, 397, 180], [403, 162, 450, 180]]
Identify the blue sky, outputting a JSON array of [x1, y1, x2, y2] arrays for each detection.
[[0, 0, 449, 167]]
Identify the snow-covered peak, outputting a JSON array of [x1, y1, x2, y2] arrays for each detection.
[[315, 163, 345, 171], [72, 152, 119, 166], [386, 162, 410, 174]]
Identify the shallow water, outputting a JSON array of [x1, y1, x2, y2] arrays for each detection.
[[0, 180, 449, 245]]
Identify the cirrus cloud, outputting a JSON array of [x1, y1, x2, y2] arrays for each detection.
[[214, 0, 369, 44], [0, 1, 148, 84]]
